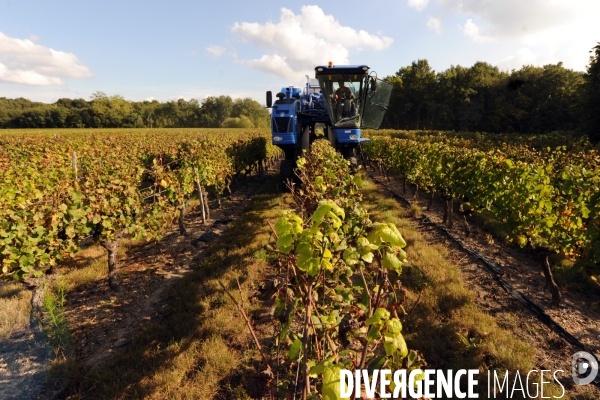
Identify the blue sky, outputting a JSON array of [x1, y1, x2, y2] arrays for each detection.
[[0, 0, 598, 104]]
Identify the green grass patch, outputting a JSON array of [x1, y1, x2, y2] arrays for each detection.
[[361, 179, 539, 396]]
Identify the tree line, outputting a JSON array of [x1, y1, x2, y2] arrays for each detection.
[[2, 42, 599, 142], [382, 42, 600, 143], [0, 93, 270, 129]]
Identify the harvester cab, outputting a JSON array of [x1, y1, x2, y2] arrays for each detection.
[[266, 63, 392, 186]]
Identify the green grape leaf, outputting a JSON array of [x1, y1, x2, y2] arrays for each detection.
[[367, 355, 387, 375], [287, 338, 302, 360], [398, 248, 407, 262], [361, 252, 374, 263], [312, 202, 332, 224], [323, 365, 351, 400], [386, 318, 403, 334], [379, 224, 407, 247], [384, 331, 408, 357], [296, 241, 313, 258], [365, 308, 390, 326], [327, 211, 342, 229], [382, 252, 403, 273], [309, 360, 326, 377], [367, 325, 381, 341], [276, 234, 294, 254], [343, 248, 360, 266], [297, 242, 320, 276]]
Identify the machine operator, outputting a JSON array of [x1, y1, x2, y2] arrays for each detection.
[[333, 80, 356, 122], [334, 80, 354, 101]]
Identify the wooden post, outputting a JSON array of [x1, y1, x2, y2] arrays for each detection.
[[178, 202, 187, 236], [543, 255, 561, 306], [101, 238, 121, 291], [72, 151, 78, 180], [428, 190, 434, 211], [193, 166, 206, 225], [203, 187, 211, 219]]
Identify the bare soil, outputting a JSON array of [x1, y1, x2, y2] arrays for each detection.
[[369, 170, 600, 397], [0, 319, 51, 400], [63, 173, 274, 371]]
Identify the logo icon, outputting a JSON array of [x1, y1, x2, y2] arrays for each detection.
[[572, 351, 598, 385]]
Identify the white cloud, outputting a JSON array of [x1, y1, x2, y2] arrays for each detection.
[[231, 6, 393, 79], [427, 16, 442, 34], [0, 63, 63, 86], [439, 0, 573, 39], [458, 19, 494, 43], [0, 31, 92, 86], [236, 54, 296, 78], [408, 0, 429, 12], [206, 45, 225, 57], [433, 0, 600, 70], [496, 48, 541, 70]]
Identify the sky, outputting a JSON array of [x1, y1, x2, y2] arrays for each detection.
[[0, 0, 598, 104]]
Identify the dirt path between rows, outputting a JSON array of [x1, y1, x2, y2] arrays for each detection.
[[64, 174, 275, 364], [0, 319, 51, 400], [368, 170, 600, 397]]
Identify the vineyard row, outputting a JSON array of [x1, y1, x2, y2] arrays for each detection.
[[0, 129, 281, 285], [361, 136, 600, 272]]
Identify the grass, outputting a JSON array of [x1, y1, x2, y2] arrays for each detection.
[[360, 180, 543, 396], [364, 178, 600, 399], [57, 240, 131, 293], [0, 281, 31, 339], [42, 286, 70, 350], [409, 202, 422, 218], [0, 275, 76, 396]]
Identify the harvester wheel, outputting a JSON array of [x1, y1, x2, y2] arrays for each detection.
[[280, 159, 295, 192], [301, 126, 310, 154], [349, 157, 358, 171]]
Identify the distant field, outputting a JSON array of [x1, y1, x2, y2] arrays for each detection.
[[0, 127, 271, 137]]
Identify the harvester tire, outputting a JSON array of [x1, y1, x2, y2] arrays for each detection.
[[280, 159, 295, 192], [349, 157, 358, 171], [301, 126, 310, 154]]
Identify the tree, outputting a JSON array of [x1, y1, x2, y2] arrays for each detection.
[[582, 42, 600, 143], [221, 115, 254, 128], [436, 64, 476, 131], [197, 95, 233, 127], [231, 97, 270, 128], [396, 59, 437, 129], [382, 75, 406, 129]]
